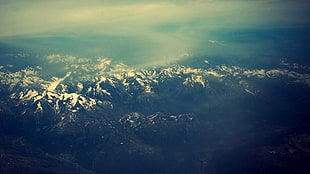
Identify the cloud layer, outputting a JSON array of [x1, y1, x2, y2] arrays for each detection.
[[1, 0, 309, 36], [0, 0, 309, 66]]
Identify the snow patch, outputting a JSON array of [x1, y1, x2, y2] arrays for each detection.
[[205, 71, 224, 77], [47, 72, 71, 92]]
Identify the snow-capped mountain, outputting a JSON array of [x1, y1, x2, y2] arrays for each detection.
[[1, 54, 310, 120]]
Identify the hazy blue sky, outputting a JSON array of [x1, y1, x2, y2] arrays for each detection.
[[0, 0, 309, 66]]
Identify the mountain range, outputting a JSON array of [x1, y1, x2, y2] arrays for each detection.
[[1, 52, 310, 174]]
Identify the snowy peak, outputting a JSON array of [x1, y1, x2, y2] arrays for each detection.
[[1, 54, 310, 117], [10, 88, 101, 115]]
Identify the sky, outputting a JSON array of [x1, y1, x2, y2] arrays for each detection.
[[0, 0, 309, 66]]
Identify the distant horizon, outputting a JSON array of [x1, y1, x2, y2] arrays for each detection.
[[1, 0, 310, 67]]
